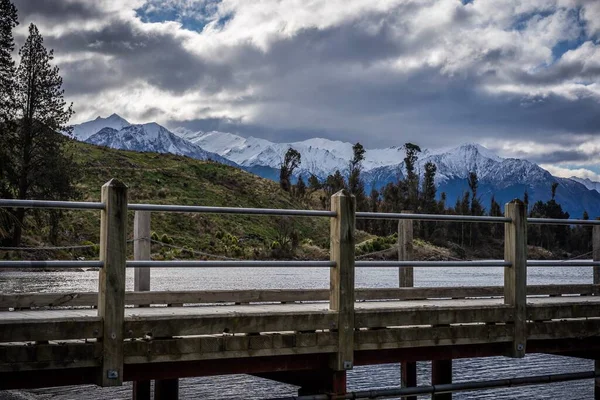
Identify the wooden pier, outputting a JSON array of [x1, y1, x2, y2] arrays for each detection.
[[2, 180, 600, 399]]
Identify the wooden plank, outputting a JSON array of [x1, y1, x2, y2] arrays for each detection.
[[527, 319, 600, 340], [355, 305, 513, 328], [504, 200, 527, 358], [124, 311, 337, 338], [528, 302, 600, 320], [0, 342, 101, 372], [0, 318, 101, 342], [124, 332, 338, 364], [356, 324, 513, 350], [134, 211, 151, 293], [98, 179, 128, 386], [329, 190, 355, 372], [3, 284, 598, 309]]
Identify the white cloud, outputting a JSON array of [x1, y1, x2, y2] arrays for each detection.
[[541, 164, 600, 181]]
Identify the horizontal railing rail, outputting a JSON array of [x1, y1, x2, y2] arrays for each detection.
[[0, 260, 103, 269], [3, 259, 599, 270], [2, 197, 599, 226], [126, 260, 336, 268], [0, 199, 104, 210], [356, 211, 511, 223], [128, 203, 336, 217], [356, 260, 512, 268]]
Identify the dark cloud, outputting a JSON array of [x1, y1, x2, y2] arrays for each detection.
[[13, 0, 102, 23], [8, 0, 600, 157], [512, 150, 594, 164], [41, 19, 235, 95]]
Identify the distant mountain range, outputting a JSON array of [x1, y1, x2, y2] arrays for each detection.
[[72, 114, 600, 218]]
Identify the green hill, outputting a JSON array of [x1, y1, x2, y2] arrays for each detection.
[[8, 141, 330, 260]]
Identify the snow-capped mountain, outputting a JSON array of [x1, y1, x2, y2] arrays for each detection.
[[176, 129, 600, 217], [71, 114, 600, 218], [74, 117, 236, 166], [571, 177, 600, 193], [177, 130, 407, 177], [72, 114, 130, 141]]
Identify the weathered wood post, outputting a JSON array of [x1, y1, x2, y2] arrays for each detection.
[[593, 223, 600, 399], [98, 179, 128, 386], [504, 199, 527, 358], [432, 359, 452, 400], [399, 213, 417, 400], [134, 211, 151, 292], [329, 189, 356, 394], [132, 211, 151, 400]]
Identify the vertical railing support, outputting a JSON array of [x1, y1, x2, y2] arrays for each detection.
[[330, 189, 355, 380], [134, 211, 151, 292], [398, 214, 414, 288], [98, 179, 128, 386], [399, 214, 417, 400], [132, 211, 151, 400], [504, 199, 527, 358], [593, 224, 600, 399]]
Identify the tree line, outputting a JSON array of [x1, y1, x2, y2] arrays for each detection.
[[279, 143, 592, 255], [0, 0, 77, 246]]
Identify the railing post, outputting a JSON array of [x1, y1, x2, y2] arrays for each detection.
[[398, 213, 414, 287], [504, 199, 527, 358], [330, 189, 355, 382], [593, 224, 600, 399], [399, 214, 417, 400], [134, 211, 151, 292], [98, 179, 128, 386], [132, 211, 151, 400]]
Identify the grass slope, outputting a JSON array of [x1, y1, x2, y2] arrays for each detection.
[[14, 142, 330, 260]]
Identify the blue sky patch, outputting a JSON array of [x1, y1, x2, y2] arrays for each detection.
[[135, 0, 225, 32]]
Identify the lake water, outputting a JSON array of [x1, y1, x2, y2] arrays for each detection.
[[0, 266, 594, 399]]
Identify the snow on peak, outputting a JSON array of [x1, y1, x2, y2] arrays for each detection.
[[73, 114, 130, 141]]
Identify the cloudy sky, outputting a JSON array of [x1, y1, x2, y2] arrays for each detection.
[[10, 0, 600, 179]]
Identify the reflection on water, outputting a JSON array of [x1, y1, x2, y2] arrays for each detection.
[[0, 266, 594, 399]]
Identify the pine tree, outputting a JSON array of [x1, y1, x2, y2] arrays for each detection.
[[279, 148, 301, 192], [0, 0, 17, 124], [0, 0, 18, 239], [8, 23, 76, 245], [347, 142, 367, 213], [403, 143, 421, 210]]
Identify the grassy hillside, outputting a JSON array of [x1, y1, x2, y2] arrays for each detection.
[[11, 141, 330, 260]]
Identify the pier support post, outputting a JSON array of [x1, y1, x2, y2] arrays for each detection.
[[593, 224, 600, 399], [98, 179, 128, 386], [399, 214, 417, 400], [132, 211, 152, 400], [432, 359, 452, 400], [329, 190, 355, 395], [504, 200, 527, 358], [155, 379, 179, 400]]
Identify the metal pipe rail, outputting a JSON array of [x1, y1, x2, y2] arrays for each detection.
[[0, 260, 103, 269], [527, 260, 600, 267], [356, 211, 511, 223], [355, 260, 511, 267], [270, 371, 599, 400], [126, 260, 336, 268], [0, 199, 104, 210], [528, 217, 600, 225], [128, 203, 336, 217]]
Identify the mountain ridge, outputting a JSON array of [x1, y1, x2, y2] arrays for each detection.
[[71, 114, 600, 218]]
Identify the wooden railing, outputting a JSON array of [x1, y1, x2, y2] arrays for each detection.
[[2, 179, 600, 387]]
